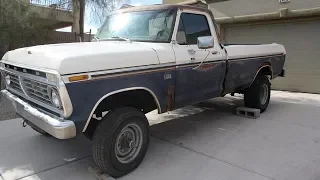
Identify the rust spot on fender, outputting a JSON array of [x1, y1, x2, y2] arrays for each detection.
[[198, 63, 217, 72], [167, 86, 175, 111]]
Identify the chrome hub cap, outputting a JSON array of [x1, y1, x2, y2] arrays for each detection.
[[115, 123, 143, 163], [260, 84, 268, 105]]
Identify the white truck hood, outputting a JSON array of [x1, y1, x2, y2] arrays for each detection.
[[1, 42, 160, 75]]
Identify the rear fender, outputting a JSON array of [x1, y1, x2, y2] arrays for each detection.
[[249, 65, 273, 87]]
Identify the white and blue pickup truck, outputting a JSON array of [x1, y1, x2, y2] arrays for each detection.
[[0, 4, 286, 177]]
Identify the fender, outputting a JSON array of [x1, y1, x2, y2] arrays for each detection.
[[82, 87, 161, 132], [249, 65, 273, 87]]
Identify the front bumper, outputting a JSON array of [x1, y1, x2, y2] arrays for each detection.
[[1, 90, 76, 139]]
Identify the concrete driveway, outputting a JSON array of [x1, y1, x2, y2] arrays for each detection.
[[0, 91, 320, 180]]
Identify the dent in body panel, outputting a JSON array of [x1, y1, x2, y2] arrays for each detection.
[[65, 68, 176, 131]]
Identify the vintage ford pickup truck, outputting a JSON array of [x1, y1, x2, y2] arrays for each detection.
[[0, 4, 286, 177]]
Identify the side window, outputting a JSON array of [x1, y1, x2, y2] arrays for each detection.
[[176, 19, 187, 45], [178, 13, 211, 45]]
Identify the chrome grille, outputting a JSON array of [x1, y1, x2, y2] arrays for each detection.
[[2, 65, 65, 116], [7, 74, 23, 92], [21, 78, 52, 105]]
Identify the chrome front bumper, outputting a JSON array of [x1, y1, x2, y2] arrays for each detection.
[[1, 90, 76, 139]]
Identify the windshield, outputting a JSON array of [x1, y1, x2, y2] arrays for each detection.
[[95, 9, 176, 43]]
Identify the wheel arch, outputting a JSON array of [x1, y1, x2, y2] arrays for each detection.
[[249, 64, 273, 87], [82, 87, 161, 133]]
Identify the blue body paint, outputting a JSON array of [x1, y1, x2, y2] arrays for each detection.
[[64, 54, 285, 131]]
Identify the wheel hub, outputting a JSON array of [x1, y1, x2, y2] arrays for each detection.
[[115, 123, 143, 163], [260, 84, 269, 105]]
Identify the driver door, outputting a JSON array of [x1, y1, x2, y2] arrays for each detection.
[[173, 11, 225, 108]]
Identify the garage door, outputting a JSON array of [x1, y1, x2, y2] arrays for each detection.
[[223, 20, 320, 94]]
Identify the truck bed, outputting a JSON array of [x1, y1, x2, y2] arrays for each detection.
[[224, 43, 286, 60], [223, 43, 286, 93]]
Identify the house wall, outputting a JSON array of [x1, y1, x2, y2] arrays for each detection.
[[20, 0, 74, 29], [209, 0, 320, 18], [163, 0, 186, 4], [164, 0, 320, 18], [30, 5, 73, 25]]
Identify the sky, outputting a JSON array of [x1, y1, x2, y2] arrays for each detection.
[[56, 0, 162, 33]]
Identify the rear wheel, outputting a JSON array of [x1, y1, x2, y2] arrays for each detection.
[[92, 107, 149, 178], [244, 74, 271, 113]]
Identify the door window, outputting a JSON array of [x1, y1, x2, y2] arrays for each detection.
[[176, 13, 211, 45]]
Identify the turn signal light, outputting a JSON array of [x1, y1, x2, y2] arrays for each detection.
[[68, 75, 89, 82]]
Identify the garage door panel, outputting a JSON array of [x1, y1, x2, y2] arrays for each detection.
[[273, 77, 320, 93], [273, 74, 320, 92], [224, 20, 320, 93]]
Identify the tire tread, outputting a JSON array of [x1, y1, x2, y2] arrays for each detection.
[[244, 74, 271, 112], [92, 107, 149, 177]]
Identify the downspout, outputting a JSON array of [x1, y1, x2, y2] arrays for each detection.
[[215, 7, 320, 24]]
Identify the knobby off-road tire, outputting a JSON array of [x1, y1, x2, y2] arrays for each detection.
[[92, 107, 150, 178], [244, 74, 271, 113]]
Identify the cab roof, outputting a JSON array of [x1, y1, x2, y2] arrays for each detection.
[[112, 4, 213, 16]]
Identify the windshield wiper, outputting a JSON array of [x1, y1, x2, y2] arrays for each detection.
[[92, 36, 100, 42], [110, 36, 132, 43], [99, 36, 132, 43]]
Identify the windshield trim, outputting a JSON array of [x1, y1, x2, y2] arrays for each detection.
[[96, 9, 178, 43], [166, 9, 177, 43]]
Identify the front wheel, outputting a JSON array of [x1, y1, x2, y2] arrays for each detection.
[[244, 74, 271, 113], [92, 107, 150, 178]]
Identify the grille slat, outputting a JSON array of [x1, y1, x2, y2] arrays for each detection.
[[10, 81, 20, 86], [24, 86, 48, 94], [3, 66, 63, 114], [10, 77, 19, 82], [6, 74, 23, 92], [21, 78, 52, 105], [23, 81, 48, 92], [11, 84, 22, 91], [27, 91, 51, 103], [10, 79, 19, 84]]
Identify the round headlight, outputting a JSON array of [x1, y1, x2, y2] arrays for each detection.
[[51, 89, 62, 109], [5, 75, 10, 85]]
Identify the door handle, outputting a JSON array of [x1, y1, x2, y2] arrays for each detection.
[[188, 49, 196, 54], [211, 51, 219, 54]]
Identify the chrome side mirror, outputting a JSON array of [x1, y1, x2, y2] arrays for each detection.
[[197, 36, 214, 49]]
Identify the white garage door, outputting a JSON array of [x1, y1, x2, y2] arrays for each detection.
[[223, 20, 320, 94]]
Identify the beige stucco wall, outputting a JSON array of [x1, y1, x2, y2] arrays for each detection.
[[164, 0, 320, 18], [20, 0, 73, 29], [163, 0, 186, 4], [30, 6, 73, 23], [209, 0, 320, 18]]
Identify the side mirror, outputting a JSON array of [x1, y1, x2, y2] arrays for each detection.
[[197, 36, 214, 49]]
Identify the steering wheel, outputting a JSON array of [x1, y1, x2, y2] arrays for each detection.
[[157, 30, 165, 37]]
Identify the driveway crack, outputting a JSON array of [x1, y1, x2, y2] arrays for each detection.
[[15, 155, 91, 180]]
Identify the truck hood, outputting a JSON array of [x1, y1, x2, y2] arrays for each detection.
[[1, 42, 160, 75]]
